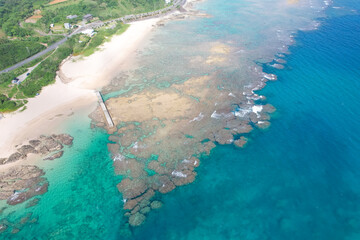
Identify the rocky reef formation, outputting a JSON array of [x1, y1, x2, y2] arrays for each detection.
[[1, 134, 73, 165], [90, 41, 277, 227], [0, 165, 48, 205], [0, 212, 38, 235], [0, 134, 73, 208]]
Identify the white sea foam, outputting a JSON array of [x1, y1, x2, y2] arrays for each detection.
[[172, 171, 187, 178], [190, 113, 204, 122], [9, 192, 20, 201], [252, 105, 263, 118], [113, 154, 125, 162], [263, 73, 277, 81], [182, 159, 191, 163], [234, 108, 252, 118], [211, 111, 233, 119]]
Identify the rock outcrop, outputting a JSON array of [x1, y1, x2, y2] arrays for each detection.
[[0, 165, 48, 205], [0, 134, 73, 165]]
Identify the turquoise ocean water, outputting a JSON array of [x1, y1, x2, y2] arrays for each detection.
[[1, 0, 360, 239]]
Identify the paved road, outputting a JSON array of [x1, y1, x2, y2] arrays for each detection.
[[0, 37, 68, 74], [0, 0, 186, 74]]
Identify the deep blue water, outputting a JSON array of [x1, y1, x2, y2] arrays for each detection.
[[130, 1, 360, 239]]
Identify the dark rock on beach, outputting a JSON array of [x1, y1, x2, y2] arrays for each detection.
[[29, 140, 41, 147], [51, 134, 74, 146], [40, 136, 63, 152], [1, 134, 73, 165], [7, 152, 25, 163], [17, 145, 37, 155]]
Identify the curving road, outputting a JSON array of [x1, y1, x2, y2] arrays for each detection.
[[0, 0, 186, 74]]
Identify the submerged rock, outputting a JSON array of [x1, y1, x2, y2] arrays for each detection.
[[171, 169, 196, 186], [11, 228, 20, 234], [234, 136, 248, 148], [140, 206, 151, 214], [128, 212, 146, 227], [7, 182, 48, 206], [113, 158, 146, 178], [124, 189, 154, 210], [117, 178, 147, 199], [212, 129, 234, 145], [155, 175, 176, 194], [150, 201, 163, 209], [0, 224, 7, 233], [0, 165, 48, 206], [43, 151, 64, 161], [25, 198, 40, 208], [256, 121, 271, 129]]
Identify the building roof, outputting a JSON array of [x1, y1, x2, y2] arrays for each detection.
[[81, 29, 95, 36], [83, 14, 93, 19], [66, 15, 78, 19]]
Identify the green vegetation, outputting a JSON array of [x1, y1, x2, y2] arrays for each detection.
[[19, 43, 72, 97], [0, 22, 129, 112], [0, 0, 165, 71], [41, 0, 165, 26], [0, 35, 64, 70], [0, 94, 20, 112], [0, 38, 45, 70]]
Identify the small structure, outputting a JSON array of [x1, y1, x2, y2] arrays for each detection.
[[50, 23, 54, 28], [165, 0, 171, 4], [95, 91, 114, 128], [64, 23, 71, 29], [83, 14, 93, 21], [66, 15, 78, 20], [81, 29, 95, 37]]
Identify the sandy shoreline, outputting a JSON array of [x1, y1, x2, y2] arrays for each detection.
[[0, 18, 162, 159]]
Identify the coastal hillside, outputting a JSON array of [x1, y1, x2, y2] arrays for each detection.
[[0, 0, 169, 112]]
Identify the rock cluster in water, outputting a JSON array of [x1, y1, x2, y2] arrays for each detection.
[[0, 134, 73, 207], [0, 212, 38, 235], [0, 165, 48, 206], [90, 42, 277, 227], [0, 134, 73, 165]]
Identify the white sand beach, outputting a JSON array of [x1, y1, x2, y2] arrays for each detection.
[[0, 18, 161, 159]]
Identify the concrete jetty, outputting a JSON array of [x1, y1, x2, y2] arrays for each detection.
[[95, 91, 114, 128]]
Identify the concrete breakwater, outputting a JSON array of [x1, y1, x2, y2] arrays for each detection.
[[95, 91, 114, 128]]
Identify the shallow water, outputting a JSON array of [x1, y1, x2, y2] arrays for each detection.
[[1, 0, 360, 238]]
